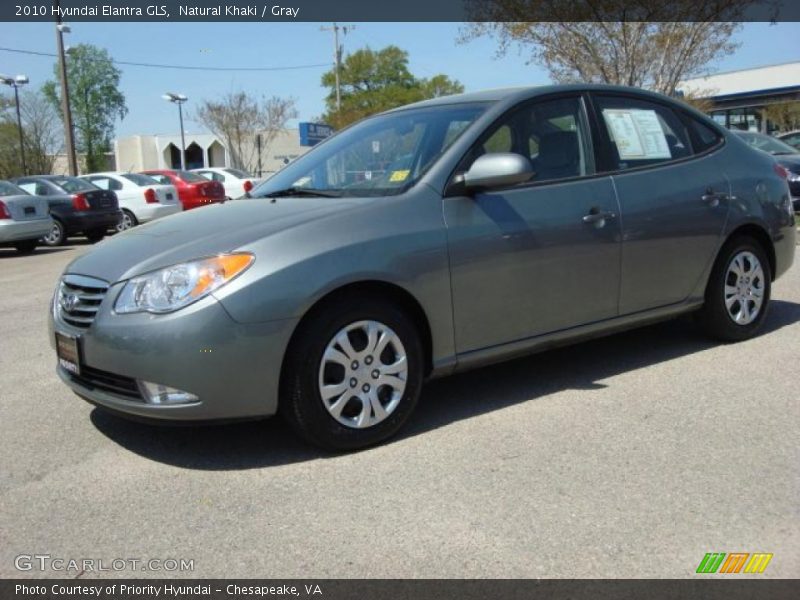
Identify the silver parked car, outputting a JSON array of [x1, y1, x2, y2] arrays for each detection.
[[0, 180, 53, 254], [49, 85, 796, 450]]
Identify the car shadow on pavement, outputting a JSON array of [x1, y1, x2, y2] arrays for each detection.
[[0, 247, 72, 259], [90, 299, 800, 470]]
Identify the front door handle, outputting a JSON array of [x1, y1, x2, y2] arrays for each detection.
[[582, 208, 617, 226]]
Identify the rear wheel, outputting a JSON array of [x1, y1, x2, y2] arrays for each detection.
[[85, 229, 106, 243], [698, 235, 771, 342], [41, 220, 65, 246], [280, 295, 424, 451], [14, 239, 37, 254], [116, 210, 138, 232]]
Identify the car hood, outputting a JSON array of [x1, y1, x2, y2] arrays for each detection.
[[65, 196, 359, 283]]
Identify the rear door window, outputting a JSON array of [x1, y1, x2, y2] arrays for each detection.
[[594, 95, 692, 171]]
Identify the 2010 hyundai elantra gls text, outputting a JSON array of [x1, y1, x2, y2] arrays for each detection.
[[50, 85, 796, 450]]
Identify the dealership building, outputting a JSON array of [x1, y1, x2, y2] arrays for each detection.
[[113, 128, 311, 177], [679, 61, 800, 133]]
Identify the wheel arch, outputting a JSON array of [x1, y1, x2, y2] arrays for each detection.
[[281, 279, 435, 382], [723, 223, 776, 280]]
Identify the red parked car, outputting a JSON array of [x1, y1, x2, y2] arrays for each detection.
[[141, 169, 225, 211]]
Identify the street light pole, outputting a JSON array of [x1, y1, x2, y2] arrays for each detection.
[[54, 1, 78, 176], [1, 74, 29, 175], [162, 93, 188, 170]]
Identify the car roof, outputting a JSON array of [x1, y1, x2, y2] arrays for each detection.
[[385, 83, 683, 113]]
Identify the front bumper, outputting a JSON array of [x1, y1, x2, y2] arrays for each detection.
[[62, 210, 122, 234], [0, 217, 53, 243], [50, 283, 298, 421]]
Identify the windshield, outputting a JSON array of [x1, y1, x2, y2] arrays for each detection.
[[50, 177, 97, 193], [224, 168, 250, 179], [122, 173, 160, 186], [251, 102, 489, 198], [737, 131, 799, 155], [0, 181, 27, 196]]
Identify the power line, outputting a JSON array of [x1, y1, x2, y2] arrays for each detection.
[[0, 46, 330, 72]]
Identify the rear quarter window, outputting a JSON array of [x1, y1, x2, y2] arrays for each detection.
[[684, 116, 723, 154]]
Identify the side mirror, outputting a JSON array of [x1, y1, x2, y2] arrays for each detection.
[[462, 153, 534, 192]]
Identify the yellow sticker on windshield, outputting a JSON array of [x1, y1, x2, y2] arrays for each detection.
[[389, 170, 410, 182]]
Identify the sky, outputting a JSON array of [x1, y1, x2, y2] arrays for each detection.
[[1, 21, 799, 137]]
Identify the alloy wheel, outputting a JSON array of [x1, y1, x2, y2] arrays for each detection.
[[724, 251, 765, 325], [42, 222, 62, 245], [117, 212, 134, 232]]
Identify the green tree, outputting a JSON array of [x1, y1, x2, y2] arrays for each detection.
[[0, 121, 23, 178], [459, 0, 768, 96], [43, 44, 127, 172], [321, 46, 464, 129]]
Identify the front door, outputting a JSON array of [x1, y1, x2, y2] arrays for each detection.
[[443, 95, 622, 354]]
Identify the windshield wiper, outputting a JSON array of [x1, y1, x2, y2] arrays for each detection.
[[264, 187, 343, 198]]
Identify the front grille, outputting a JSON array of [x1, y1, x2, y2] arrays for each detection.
[[70, 365, 143, 401], [58, 274, 109, 329]]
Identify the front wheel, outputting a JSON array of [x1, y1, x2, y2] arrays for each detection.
[[280, 296, 424, 451], [698, 236, 771, 342]]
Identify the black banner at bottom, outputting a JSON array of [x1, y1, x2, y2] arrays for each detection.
[[2, 579, 798, 600]]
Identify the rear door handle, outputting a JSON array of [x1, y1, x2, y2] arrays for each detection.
[[702, 189, 727, 207], [582, 209, 616, 226]]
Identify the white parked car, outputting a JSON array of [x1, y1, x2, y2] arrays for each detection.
[[80, 172, 181, 231], [191, 167, 256, 200]]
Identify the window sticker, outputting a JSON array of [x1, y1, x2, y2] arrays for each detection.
[[603, 109, 672, 160], [389, 170, 410, 182]]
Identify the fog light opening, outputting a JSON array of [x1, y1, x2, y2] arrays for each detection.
[[138, 381, 199, 405]]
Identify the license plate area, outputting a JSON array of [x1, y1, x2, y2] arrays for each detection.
[[55, 331, 81, 376], [24, 206, 35, 215]]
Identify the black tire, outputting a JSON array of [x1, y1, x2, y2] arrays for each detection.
[[41, 219, 66, 246], [116, 209, 138, 232], [697, 235, 772, 342], [14, 239, 37, 254], [280, 294, 424, 451], [85, 229, 106, 243]]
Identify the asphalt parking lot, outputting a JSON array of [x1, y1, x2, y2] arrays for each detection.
[[0, 238, 798, 579]]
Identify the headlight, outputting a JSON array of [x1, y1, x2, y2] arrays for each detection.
[[115, 253, 254, 314], [787, 170, 800, 182]]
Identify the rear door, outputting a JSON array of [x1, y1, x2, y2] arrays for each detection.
[[591, 93, 729, 314], [444, 94, 622, 353]]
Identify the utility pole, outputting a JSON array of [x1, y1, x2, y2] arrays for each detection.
[[320, 23, 354, 112], [13, 83, 26, 174], [54, 0, 78, 176]]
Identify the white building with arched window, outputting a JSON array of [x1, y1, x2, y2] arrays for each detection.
[[114, 129, 309, 178]]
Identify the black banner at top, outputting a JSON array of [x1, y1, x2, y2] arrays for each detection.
[[2, 0, 800, 22]]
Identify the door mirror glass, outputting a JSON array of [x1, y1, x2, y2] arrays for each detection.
[[462, 153, 534, 191]]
